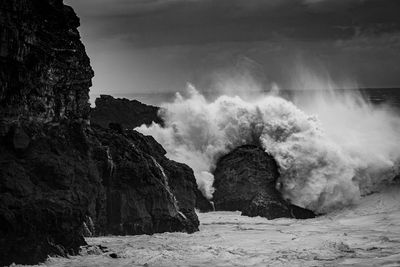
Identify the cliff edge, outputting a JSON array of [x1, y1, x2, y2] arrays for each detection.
[[0, 0, 199, 265]]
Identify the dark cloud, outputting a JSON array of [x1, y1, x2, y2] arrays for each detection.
[[68, 0, 400, 47], [65, 0, 400, 97]]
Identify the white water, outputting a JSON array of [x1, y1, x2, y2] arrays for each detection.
[[16, 73, 400, 267], [22, 186, 400, 267], [137, 77, 400, 213]]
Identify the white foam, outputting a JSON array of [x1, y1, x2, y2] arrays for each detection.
[[137, 75, 400, 214]]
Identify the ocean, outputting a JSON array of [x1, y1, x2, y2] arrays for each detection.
[[21, 185, 400, 267], [31, 87, 400, 267], [90, 88, 400, 109]]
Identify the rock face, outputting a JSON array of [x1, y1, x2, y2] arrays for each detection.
[[90, 95, 214, 213], [213, 145, 315, 220], [0, 0, 199, 265], [88, 125, 199, 236], [0, 0, 93, 122], [91, 95, 163, 130], [0, 122, 101, 265]]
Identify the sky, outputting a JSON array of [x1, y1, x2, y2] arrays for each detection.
[[65, 0, 400, 100]]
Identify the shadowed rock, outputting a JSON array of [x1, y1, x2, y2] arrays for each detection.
[[213, 145, 315, 220], [195, 189, 215, 212], [91, 95, 163, 130], [0, 0, 199, 265], [89, 125, 199, 236]]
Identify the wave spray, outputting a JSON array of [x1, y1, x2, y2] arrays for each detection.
[[137, 71, 400, 214]]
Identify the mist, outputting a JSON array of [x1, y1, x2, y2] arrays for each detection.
[[137, 70, 400, 214]]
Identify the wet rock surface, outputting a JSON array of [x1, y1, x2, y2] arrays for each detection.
[[0, 122, 200, 266], [213, 145, 315, 220], [91, 95, 163, 130], [89, 125, 199, 236]]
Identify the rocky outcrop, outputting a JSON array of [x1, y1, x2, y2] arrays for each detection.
[[0, 121, 200, 266], [91, 95, 163, 130], [0, 0, 93, 122], [0, 121, 101, 265], [0, 0, 94, 264], [90, 95, 213, 213], [0, 0, 199, 265], [88, 125, 199, 236], [213, 145, 315, 220]]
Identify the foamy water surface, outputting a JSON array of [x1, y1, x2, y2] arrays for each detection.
[[23, 186, 400, 267]]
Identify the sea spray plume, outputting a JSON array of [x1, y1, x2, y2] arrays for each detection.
[[137, 81, 400, 214], [290, 69, 400, 195], [138, 84, 264, 198]]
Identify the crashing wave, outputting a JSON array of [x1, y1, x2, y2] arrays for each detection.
[[137, 80, 400, 214]]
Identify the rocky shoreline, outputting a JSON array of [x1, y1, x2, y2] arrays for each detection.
[[0, 0, 314, 265], [0, 0, 198, 265]]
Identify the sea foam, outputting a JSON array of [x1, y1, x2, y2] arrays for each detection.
[[137, 75, 400, 214]]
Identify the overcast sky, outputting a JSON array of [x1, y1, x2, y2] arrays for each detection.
[[65, 0, 400, 99]]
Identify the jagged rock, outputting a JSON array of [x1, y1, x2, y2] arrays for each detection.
[[0, 0, 94, 264], [213, 145, 315, 220], [0, 122, 101, 266], [0, 121, 200, 266], [91, 95, 163, 130], [88, 126, 199, 235], [159, 157, 200, 231], [0, 0, 93, 122], [0, 0, 199, 265]]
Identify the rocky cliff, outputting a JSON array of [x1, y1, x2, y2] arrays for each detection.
[[213, 145, 315, 220], [91, 95, 214, 212], [91, 95, 163, 130], [0, 0, 93, 122], [88, 125, 199, 236], [0, 0, 199, 265]]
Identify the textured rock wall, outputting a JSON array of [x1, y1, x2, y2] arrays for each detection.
[[91, 95, 214, 212], [0, 0, 93, 122], [88, 126, 199, 236], [0, 121, 101, 265], [0, 0, 199, 265], [0, 0, 95, 264]]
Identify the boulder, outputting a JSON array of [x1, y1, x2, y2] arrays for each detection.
[[213, 145, 315, 220]]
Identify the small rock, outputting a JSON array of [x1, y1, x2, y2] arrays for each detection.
[[109, 253, 118, 258]]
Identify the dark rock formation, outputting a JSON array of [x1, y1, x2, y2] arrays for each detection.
[[91, 95, 163, 130], [1, 0, 94, 264], [0, 0, 93, 122], [88, 125, 199, 236], [91, 96, 214, 212], [0, 121, 101, 265], [213, 145, 315, 220], [0, 0, 199, 265]]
